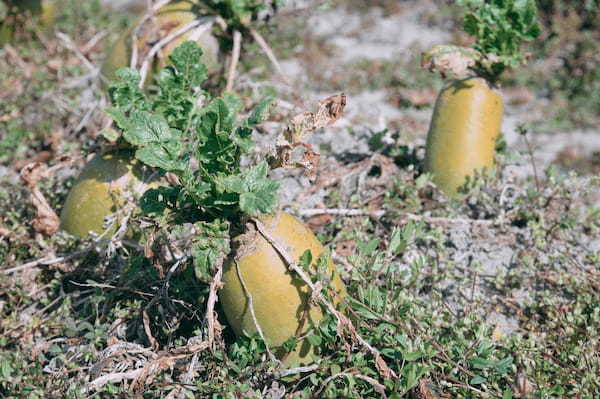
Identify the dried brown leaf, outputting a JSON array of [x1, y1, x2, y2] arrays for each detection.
[[421, 45, 480, 78], [20, 162, 60, 235], [284, 93, 346, 143], [315, 93, 346, 129]]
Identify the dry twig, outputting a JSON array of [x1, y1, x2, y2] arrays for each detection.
[[56, 32, 98, 74], [130, 0, 173, 69], [297, 207, 496, 226], [206, 263, 224, 348], [298, 208, 385, 220], [247, 26, 289, 84], [138, 18, 214, 88], [225, 30, 242, 92]]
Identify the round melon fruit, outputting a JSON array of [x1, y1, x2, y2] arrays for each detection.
[[220, 212, 347, 367], [424, 77, 503, 195], [60, 150, 157, 237]]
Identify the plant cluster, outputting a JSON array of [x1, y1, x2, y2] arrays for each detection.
[[423, 0, 540, 83], [106, 41, 278, 278]]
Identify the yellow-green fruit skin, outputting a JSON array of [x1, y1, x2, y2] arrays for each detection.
[[220, 212, 346, 367], [424, 77, 503, 195], [101, 1, 220, 84], [60, 150, 155, 237]]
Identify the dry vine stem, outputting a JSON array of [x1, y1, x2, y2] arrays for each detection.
[[251, 218, 396, 379], [298, 208, 385, 220], [225, 30, 242, 92], [206, 262, 224, 348], [130, 0, 173, 69], [298, 207, 496, 226], [247, 26, 290, 84]]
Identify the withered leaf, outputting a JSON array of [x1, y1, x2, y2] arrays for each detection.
[[21, 162, 60, 236]]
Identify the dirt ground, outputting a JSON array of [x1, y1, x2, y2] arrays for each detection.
[[0, 0, 599, 397]]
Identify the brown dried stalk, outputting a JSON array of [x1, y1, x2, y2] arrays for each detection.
[[225, 30, 242, 92]]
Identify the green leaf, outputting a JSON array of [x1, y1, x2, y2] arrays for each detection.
[[299, 249, 313, 270], [470, 375, 486, 385], [246, 97, 275, 127], [169, 41, 208, 88], [135, 145, 182, 171], [108, 67, 149, 112], [307, 334, 322, 346], [470, 356, 494, 369], [218, 161, 280, 216], [402, 350, 424, 361], [455, 0, 540, 81], [191, 220, 230, 280], [239, 180, 279, 216], [123, 111, 176, 146], [359, 239, 380, 256]]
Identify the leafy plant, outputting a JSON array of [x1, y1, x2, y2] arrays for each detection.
[[423, 0, 541, 83], [460, 0, 541, 79], [106, 40, 277, 278]]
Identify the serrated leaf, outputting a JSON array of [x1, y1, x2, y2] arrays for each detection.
[[222, 92, 244, 116], [191, 220, 230, 279], [219, 175, 246, 194], [239, 183, 279, 216], [105, 108, 130, 130], [124, 111, 176, 145], [246, 97, 274, 127], [169, 41, 208, 88], [135, 145, 183, 171]]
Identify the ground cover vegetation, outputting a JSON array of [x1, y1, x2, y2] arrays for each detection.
[[0, 0, 598, 398]]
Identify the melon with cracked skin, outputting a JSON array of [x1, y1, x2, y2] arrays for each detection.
[[101, 0, 220, 85], [424, 77, 503, 195], [219, 212, 347, 367], [60, 150, 157, 237]]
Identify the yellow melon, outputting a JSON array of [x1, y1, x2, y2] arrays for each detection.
[[60, 150, 157, 237], [424, 77, 503, 195], [220, 212, 346, 366]]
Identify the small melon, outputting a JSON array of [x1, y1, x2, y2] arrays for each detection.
[[220, 212, 347, 367], [60, 150, 157, 237]]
